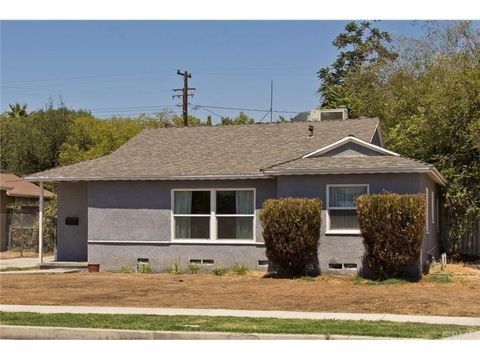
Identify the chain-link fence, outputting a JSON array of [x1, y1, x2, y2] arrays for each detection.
[[7, 211, 38, 251]]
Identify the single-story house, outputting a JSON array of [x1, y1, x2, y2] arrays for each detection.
[[25, 115, 446, 274], [0, 173, 55, 251]]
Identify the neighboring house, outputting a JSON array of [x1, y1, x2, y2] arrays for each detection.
[[0, 173, 55, 251], [25, 115, 446, 275]]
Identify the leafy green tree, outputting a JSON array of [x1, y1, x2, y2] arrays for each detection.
[[220, 112, 255, 125], [6, 103, 28, 118], [318, 21, 397, 108], [325, 21, 480, 247], [1, 105, 87, 175]]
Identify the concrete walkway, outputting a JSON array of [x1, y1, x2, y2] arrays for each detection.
[[1, 305, 479, 326], [0, 268, 81, 275], [0, 256, 54, 270]]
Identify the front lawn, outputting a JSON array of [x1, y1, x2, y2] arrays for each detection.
[[1, 312, 478, 339]]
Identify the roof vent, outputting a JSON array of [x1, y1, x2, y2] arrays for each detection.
[[308, 125, 314, 137], [308, 108, 348, 122]]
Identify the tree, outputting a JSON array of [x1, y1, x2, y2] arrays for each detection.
[[318, 21, 397, 108], [326, 21, 480, 247], [6, 103, 28, 118], [220, 112, 255, 125], [1, 105, 87, 175]]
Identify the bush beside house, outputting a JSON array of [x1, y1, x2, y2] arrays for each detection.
[[357, 193, 425, 280], [260, 198, 321, 276]]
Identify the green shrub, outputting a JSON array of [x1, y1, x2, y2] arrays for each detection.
[[357, 193, 425, 280], [121, 266, 132, 274], [137, 263, 152, 274], [260, 197, 322, 276], [212, 267, 227, 276], [231, 264, 249, 276], [188, 262, 201, 274], [167, 261, 182, 275]]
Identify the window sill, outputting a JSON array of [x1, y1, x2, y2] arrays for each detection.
[[325, 230, 362, 235], [171, 239, 259, 245]]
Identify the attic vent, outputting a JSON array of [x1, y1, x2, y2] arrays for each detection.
[[308, 108, 348, 122]]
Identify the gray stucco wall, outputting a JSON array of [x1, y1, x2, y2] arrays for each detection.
[[420, 174, 443, 267], [57, 182, 88, 261], [277, 173, 425, 274], [56, 172, 442, 276], [84, 179, 275, 271]]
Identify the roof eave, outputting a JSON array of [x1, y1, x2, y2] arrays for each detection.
[[23, 174, 274, 182], [263, 167, 448, 186]]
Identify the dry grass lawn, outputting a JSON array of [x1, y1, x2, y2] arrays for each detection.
[[1, 263, 479, 317]]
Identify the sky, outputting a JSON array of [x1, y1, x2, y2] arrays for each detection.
[[1, 21, 429, 122]]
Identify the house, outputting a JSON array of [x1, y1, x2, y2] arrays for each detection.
[[0, 173, 55, 251], [25, 115, 446, 274]]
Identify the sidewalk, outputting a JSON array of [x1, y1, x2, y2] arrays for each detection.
[[0, 256, 54, 270], [2, 305, 480, 326]]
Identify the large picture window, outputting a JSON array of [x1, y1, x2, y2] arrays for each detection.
[[173, 189, 255, 241], [327, 184, 368, 234]]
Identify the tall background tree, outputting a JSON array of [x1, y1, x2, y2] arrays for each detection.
[[319, 20, 480, 248], [317, 21, 397, 113]]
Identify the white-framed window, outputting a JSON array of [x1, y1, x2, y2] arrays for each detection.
[[431, 190, 435, 224], [326, 184, 369, 234], [425, 187, 429, 235], [172, 189, 255, 243]]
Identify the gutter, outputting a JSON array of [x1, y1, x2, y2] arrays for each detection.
[[263, 167, 448, 186], [23, 174, 274, 182]]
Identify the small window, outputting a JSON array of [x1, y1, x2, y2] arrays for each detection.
[[189, 259, 202, 264], [327, 185, 368, 233], [258, 260, 269, 266], [425, 188, 429, 234], [202, 259, 214, 265], [344, 263, 358, 269]]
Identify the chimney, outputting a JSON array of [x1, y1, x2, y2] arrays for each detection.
[[308, 125, 314, 137]]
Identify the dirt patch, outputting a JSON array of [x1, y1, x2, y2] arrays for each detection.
[[1, 270, 480, 316]]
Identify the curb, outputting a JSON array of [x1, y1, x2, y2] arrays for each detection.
[[0, 325, 403, 340]]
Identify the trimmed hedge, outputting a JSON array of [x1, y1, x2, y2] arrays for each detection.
[[260, 198, 321, 276], [357, 193, 425, 280]]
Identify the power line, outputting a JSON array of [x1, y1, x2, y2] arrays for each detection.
[[2, 69, 178, 84], [195, 104, 301, 114]]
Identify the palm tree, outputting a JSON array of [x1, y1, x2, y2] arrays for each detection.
[[7, 103, 28, 118]]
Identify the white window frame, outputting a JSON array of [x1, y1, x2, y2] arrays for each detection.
[[171, 188, 256, 244], [425, 187, 430, 235], [431, 190, 435, 224], [326, 184, 369, 235]]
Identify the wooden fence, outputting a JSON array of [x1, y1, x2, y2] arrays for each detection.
[[452, 219, 480, 257]]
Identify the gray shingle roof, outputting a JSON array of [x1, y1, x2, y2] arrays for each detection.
[[26, 118, 381, 181], [263, 156, 433, 173]]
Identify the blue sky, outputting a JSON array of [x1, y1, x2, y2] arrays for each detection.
[[1, 21, 428, 122]]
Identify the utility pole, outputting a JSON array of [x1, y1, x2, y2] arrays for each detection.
[[172, 70, 196, 126]]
